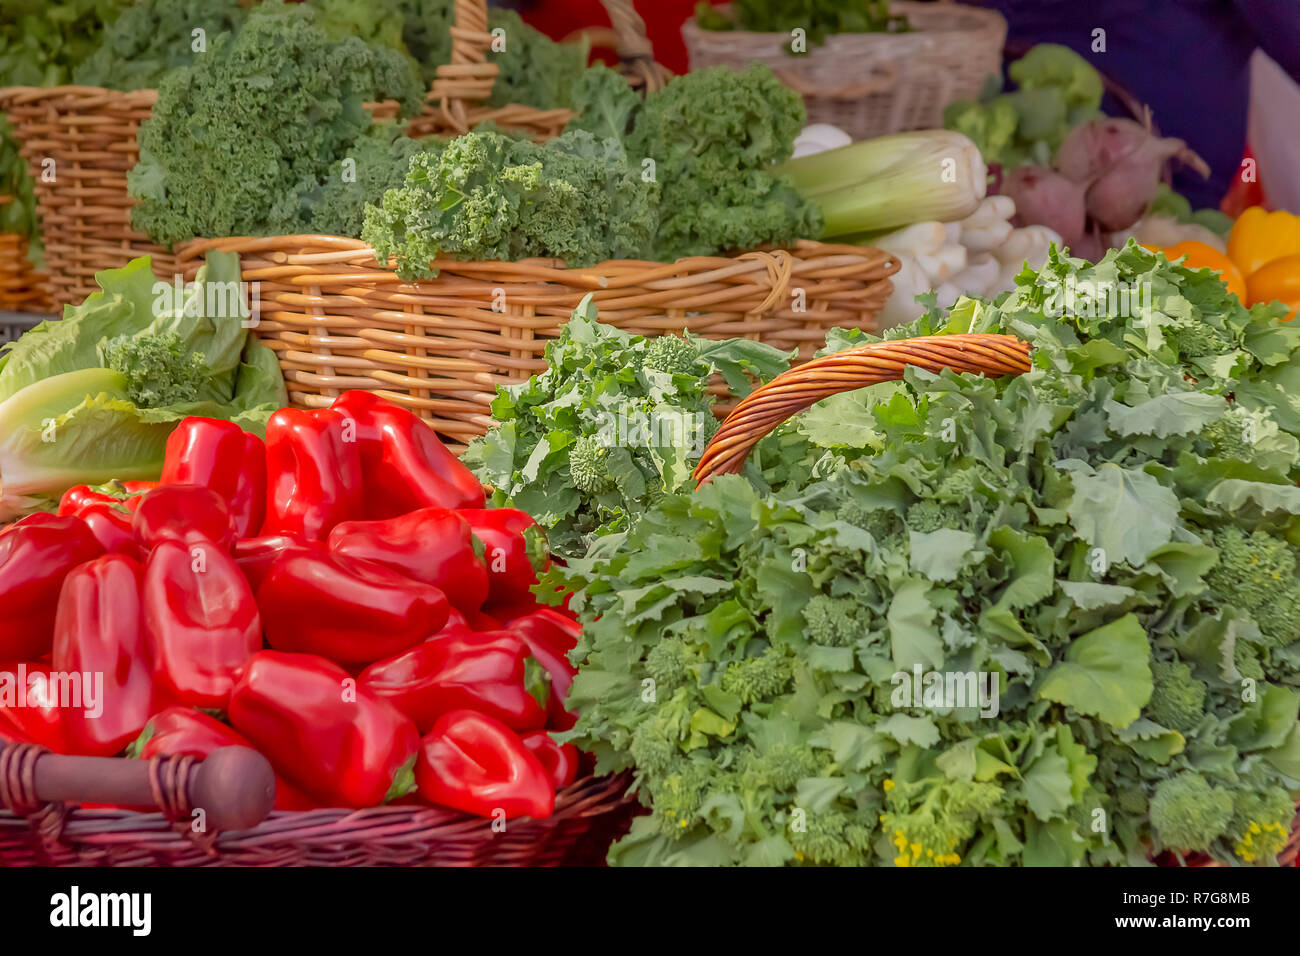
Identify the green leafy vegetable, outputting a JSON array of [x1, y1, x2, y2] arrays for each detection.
[[129, 0, 425, 245], [464, 295, 791, 559], [0, 253, 286, 519], [546, 241, 1300, 867], [72, 0, 247, 91], [362, 129, 658, 279], [944, 44, 1103, 170]]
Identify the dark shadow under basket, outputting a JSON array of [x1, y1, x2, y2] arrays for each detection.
[[0, 772, 637, 867]]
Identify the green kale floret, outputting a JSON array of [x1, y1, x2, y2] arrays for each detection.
[[629, 713, 682, 776], [130, 1, 425, 245], [1149, 772, 1234, 852], [1205, 526, 1300, 648], [1201, 414, 1253, 462], [740, 744, 819, 792], [1147, 659, 1207, 733], [102, 332, 209, 408], [625, 65, 820, 260], [802, 594, 860, 647]]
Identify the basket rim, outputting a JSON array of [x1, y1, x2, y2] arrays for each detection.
[[176, 235, 899, 282], [0, 772, 637, 856]]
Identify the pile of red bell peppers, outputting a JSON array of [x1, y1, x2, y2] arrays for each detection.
[[0, 392, 581, 821]]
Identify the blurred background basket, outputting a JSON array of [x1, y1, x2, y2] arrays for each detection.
[[0, 0, 664, 311], [176, 235, 897, 449], [682, 0, 1005, 141], [0, 196, 50, 315]]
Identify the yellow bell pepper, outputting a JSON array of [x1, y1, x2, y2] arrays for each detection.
[[1246, 253, 1300, 321], [1144, 241, 1247, 302], [1227, 206, 1300, 277]]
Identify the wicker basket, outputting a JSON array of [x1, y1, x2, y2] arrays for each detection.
[[683, 1, 1006, 141], [0, 227, 51, 315], [694, 333, 1300, 866], [0, 0, 662, 310], [174, 236, 897, 447], [0, 749, 636, 867]]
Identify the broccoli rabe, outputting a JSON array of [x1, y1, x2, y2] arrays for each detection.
[[568, 435, 616, 496], [788, 811, 876, 866], [644, 636, 698, 690], [1230, 786, 1295, 863], [1201, 414, 1253, 462], [801, 594, 861, 647], [739, 744, 819, 792], [879, 777, 1004, 867], [1149, 772, 1234, 852], [1165, 320, 1235, 359], [905, 498, 971, 534], [641, 335, 705, 377], [647, 759, 713, 838], [1205, 526, 1300, 648], [720, 647, 794, 704], [1147, 659, 1207, 733]]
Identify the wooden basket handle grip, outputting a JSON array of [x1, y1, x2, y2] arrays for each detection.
[[0, 743, 276, 832], [693, 333, 1033, 483], [431, 0, 669, 131]]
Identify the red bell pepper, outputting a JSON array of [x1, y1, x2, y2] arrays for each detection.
[[233, 533, 320, 591], [459, 508, 549, 609], [508, 609, 581, 730], [359, 629, 548, 733], [330, 391, 485, 517], [0, 516, 103, 659], [228, 650, 421, 808], [520, 731, 579, 788], [258, 549, 449, 665], [77, 501, 138, 557], [3, 512, 63, 533], [160, 417, 267, 538], [142, 539, 261, 709], [57, 485, 121, 515], [51, 554, 152, 756], [415, 709, 554, 820], [132, 706, 317, 810], [0, 660, 68, 752], [262, 407, 364, 541], [133, 484, 235, 553], [327, 508, 490, 615]]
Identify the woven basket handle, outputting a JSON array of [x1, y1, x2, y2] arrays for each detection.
[[693, 333, 1033, 482], [0, 742, 276, 832], [431, 0, 670, 130]]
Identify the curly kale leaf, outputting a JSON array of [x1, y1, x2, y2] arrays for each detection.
[[625, 65, 820, 260], [72, 0, 248, 91], [363, 129, 658, 279], [129, 0, 424, 245]]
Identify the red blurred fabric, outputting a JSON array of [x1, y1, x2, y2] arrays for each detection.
[[520, 0, 701, 74]]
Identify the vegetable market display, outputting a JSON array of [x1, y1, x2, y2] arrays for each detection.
[[6, 1, 1300, 873]]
